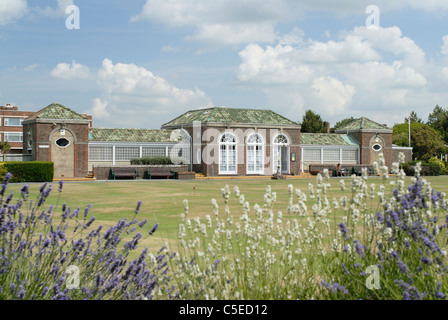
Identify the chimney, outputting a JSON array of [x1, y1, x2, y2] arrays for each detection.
[[326, 121, 330, 134]]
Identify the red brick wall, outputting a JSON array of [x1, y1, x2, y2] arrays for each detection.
[[186, 125, 301, 176], [23, 121, 90, 178]]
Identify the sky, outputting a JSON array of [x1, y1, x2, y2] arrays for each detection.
[[1, 0, 448, 130]]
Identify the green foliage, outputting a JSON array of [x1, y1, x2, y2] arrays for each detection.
[[402, 161, 442, 176], [427, 105, 448, 144], [393, 122, 447, 161], [2, 161, 54, 182], [333, 117, 356, 131], [428, 157, 448, 175], [130, 156, 189, 165], [0, 141, 11, 155], [404, 110, 423, 124], [300, 110, 327, 133], [0, 165, 11, 181]]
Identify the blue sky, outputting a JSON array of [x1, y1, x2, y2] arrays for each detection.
[[1, 0, 448, 129]]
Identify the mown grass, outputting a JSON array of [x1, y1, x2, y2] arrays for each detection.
[[5, 176, 448, 256]]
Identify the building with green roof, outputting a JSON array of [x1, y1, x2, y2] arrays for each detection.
[[21, 103, 412, 179], [161, 107, 299, 128], [162, 107, 302, 177]]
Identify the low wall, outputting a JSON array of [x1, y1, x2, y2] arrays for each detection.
[[93, 165, 189, 180]]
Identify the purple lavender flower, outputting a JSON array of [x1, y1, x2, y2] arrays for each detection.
[[435, 282, 446, 299], [84, 216, 96, 229], [338, 223, 349, 240], [390, 250, 399, 260], [84, 204, 92, 218], [124, 233, 142, 251], [135, 201, 142, 215], [213, 259, 221, 271], [340, 263, 351, 275], [398, 261, 409, 274], [138, 219, 148, 228], [149, 223, 159, 236], [5, 193, 13, 204], [354, 240, 365, 258], [16, 285, 26, 299], [376, 212, 384, 223], [58, 180, 63, 192], [320, 280, 349, 295]]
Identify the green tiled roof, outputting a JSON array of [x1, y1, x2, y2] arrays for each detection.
[[301, 133, 359, 146], [336, 117, 389, 131], [162, 107, 299, 127], [89, 128, 176, 143], [25, 103, 88, 120]]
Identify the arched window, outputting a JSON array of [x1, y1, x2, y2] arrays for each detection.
[[274, 134, 289, 145], [219, 133, 237, 174], [247, 133, 264, 174], [273, 133, 290, 174]]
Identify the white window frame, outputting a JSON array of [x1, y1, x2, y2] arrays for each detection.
[[273, 133, 290, 174], [4, 132, 23, 142], [246, 133, 264, 175], [4, 117, 23, 127], [219, 132, 237, 175]]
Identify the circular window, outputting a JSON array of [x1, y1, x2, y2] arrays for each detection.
[[372, 143, 382, 152], [27, 138, 33, 148], [56, 138, 70, 148]]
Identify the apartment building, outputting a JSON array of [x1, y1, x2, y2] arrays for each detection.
[[0, 104, 35, 154]]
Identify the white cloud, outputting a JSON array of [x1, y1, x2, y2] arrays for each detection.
[[132, 0, 448, 48], [311, 76, 355, 115], [37, 0, 74, 18], [24, 64, 38, 72], [132, 0, 291, 46], [91, 59, 213, 128], [90, 98, 109, 119], [161, 45, 180, 53], [0, 0, 27, 25], [295, 0, 448, 14], [236, 26, 446, 126], [50, 61, 91, 80], [185, 23, 277, 46], [441, 35, 448, 56]]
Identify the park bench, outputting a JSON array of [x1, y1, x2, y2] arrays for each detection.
[[110, 167, 139, 180], [145, 167, 175, 180]]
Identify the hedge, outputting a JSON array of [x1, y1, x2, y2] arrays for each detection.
[[0, 161, 54, 182], [130, 156, 189, 165], [402, 161, 442, 176]]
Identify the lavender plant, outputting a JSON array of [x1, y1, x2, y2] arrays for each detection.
[[165, 153, 447, 300], [0, 174, 171, 300], [321, 157, 448, 300]]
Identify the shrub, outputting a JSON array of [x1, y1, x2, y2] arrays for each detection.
[[1, 161, 54, 182], [130, 156, 189, 165], [402, 161, 442, 176], [428, 157, 448, 175], [0, 174, 170, 300]]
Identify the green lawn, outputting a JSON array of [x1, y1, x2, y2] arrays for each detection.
[[5, 175, 448, 253]]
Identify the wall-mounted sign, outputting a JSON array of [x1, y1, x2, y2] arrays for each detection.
[[39, 145, 50, 149]]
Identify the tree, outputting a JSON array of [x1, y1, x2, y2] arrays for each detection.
[[404, 111, 423, 124], [0, 141, 10, 161], [333, 117, 356, 131], [300, 110, 326, 133], [393, 122, 447, 161], [427, 105, 448, 143]]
